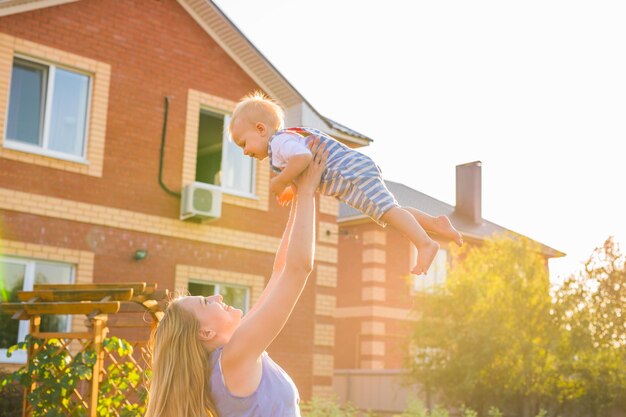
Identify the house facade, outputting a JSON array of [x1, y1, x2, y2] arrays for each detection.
[[0, 0, 371, 399], [0, 1, 567, 412], [333, 162, 564, 413]]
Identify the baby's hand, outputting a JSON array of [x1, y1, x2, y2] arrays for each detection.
[[270, 176, 288, 198], [276, 186, 295, 207]]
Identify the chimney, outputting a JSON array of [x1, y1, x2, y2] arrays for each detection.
[[456, 161, 482, 224]]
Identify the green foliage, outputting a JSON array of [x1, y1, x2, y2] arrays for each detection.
[[552, 237, 626, 416], [460, 406, 478, 417], [409, 234, 558, 414], [0, 335, 149, 417], [393, 397, 449, 417], [487, 406, 503, 417], [408, 234, 626, 417], [0, 369, 22, 417], [393, 397, 428, 417], [303, 396, 553, 417], [300, 396, 361, 417]]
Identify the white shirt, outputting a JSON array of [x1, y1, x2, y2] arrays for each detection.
[[269, 132, 312, 170]]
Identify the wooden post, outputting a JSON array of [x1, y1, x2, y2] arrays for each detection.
[[89, 317, 107, 417], [0, 283, 165, 417], [23, 315, 41, 417]]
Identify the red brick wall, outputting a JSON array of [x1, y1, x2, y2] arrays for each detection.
[[0, 0, 324, 398], [0, 0, 262, 227], [336, 220, 445, 370]]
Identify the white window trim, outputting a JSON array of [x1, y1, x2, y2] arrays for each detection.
[[188, 279, 251, 314], [5, 54, 93, 162], [3, 141, 90, 164], [199, 108, 257, 198], [222, 187, 260, 201], [0, 256, 75, 364]]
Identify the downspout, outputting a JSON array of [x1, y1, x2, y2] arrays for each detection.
[[159, 96, 181, 197]]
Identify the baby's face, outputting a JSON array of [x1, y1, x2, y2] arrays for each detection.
[[230, 119, 269, 160]]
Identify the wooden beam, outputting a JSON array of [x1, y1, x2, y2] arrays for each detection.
[[18, 289, 134, 302], [0, 301, 120, 316], [0, 303, 24, 315], [131, 289, 169, 304], [31, 331, 92, 339], [34, 282, 147, 293], [108, 316, 153, 328], [143, 283, 157, 294], [118, 302, 161, 313]]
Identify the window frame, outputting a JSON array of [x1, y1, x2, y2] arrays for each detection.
[[4, 54, 93, 164], [0, 256, 75, 364], [188, 279, 251, 314], [197, 108, 257, 199]]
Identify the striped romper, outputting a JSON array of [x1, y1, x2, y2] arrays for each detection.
[[268, 127, 399, 226]]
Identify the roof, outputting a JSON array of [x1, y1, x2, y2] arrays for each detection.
[[0, 0, 372, 146], [323, 118, 372, 143], [339, 180, 565, 258]]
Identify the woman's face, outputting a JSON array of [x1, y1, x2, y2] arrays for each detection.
[[179, 294, 243, 343]]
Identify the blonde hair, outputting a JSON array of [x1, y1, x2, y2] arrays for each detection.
[[145, 299, 217, 417], [229, 91, 284, 133]]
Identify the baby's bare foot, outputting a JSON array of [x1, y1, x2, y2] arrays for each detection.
[[412, 239, 440, 275], [434, 215, 463, 246]]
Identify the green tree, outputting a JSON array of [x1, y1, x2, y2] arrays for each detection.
[[552, 237, 626, 416], [408, 235, 561, 416]]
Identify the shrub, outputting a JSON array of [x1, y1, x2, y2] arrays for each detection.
[[301, 396, 375, 417], [0, 369, 22, 417], [0, 335, 148, 417]]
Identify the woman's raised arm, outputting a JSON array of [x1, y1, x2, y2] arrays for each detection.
[[243, 138, 324, 322], [221, 142, 326, 391]]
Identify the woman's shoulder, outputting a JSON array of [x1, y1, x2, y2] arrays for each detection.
[[208, 346, 224, 367]]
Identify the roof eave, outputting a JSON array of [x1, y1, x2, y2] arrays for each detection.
[[0, 0, 370, 147], [331, 130, 372, 147], [0, 0, 78, 16], [177, 0, 369, 147], [338, 215, 565, 259]]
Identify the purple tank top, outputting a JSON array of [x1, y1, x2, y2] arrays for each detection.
[[208, 347, 301, 417]]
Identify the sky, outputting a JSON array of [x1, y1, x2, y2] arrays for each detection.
[[213, 0, 626, 284]]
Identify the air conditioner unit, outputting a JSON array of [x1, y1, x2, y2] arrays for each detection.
[[180, 182, 222, 221]]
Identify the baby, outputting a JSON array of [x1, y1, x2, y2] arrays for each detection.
[[229, 92, 462, 275]]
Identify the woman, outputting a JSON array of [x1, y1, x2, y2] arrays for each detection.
[[145, 140, 327, 417]]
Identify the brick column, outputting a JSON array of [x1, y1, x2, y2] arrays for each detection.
[[359, 230, 387, 369]]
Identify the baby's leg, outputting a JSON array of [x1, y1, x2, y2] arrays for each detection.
[[380, 207, 439, 275], [404, 207, 463, 246]]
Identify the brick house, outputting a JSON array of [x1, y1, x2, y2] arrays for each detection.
[[0, 0, 567, 411], [333, 161, 564, 413], [0, 0, 373, 399]]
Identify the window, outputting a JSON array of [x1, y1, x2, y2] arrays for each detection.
[[412, 345, 445, 367], [411, 248, 448, 294], [0, 257, 74, 363], [195, 110, 255, 196], [188, 280, 250, 314], [6, 56, 91, 161]]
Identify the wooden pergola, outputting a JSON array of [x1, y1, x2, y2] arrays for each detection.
[[0, 282, 168, 417]]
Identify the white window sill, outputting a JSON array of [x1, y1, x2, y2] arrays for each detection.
[[3, 140, 89, 165], [222, 188, 259, 200], [0, 349, 26, 364]]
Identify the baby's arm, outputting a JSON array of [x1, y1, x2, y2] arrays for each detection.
[[270, 153, 312, 196]]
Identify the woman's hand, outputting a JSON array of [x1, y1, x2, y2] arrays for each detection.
[[293, 138, 327, 195]]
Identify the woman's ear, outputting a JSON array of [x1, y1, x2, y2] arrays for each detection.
[[199, 329, 216, 342]]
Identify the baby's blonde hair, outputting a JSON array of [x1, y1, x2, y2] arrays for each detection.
[[145, 299, 217, 417], [230, 91, 284, 133]]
